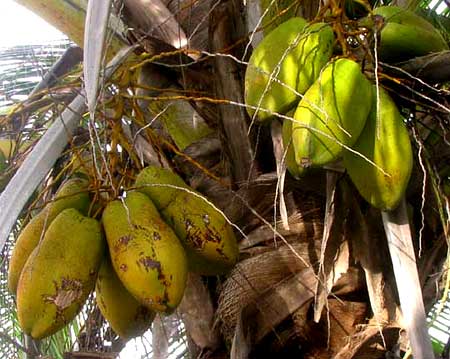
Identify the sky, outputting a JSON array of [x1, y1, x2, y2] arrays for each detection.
[[0, 0, 65, 48]]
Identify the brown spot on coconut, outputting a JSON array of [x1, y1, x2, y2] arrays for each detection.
[[134, 166, 239, 276], [162, 191, 239, 275]]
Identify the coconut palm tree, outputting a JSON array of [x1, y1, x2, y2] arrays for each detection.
[[1, 0, 450, 358]]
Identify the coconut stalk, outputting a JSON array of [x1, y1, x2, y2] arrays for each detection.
[[382, 198, 434, 358], [84, 0, 113, 116]]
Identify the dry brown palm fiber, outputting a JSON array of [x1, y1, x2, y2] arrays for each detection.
[[216, 240, 322, 341], [334, 325, 403, 359], [240, 209, 324, 251], [304, 300, 368, 359], [224, 172, 325, 229]]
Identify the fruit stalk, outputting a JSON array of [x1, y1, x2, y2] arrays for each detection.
[[382, 199, 434, 359]]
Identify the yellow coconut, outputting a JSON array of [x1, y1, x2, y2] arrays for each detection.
[[16, 208, 104, 339], [8, 178, 91, 294], [292, 58, 373, 170], [96, 257, 155, 339], [102, 191, 187, 313], [343, 86, 413, 210]]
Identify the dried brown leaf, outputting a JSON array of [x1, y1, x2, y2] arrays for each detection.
[[314, 172, 350, 322], [178, 274, 220, 350]]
